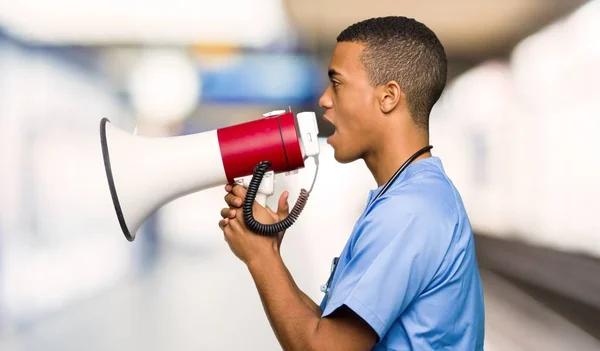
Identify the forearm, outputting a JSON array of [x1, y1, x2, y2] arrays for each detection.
[[282, 264, 322, 316], [299, 289, 323, 316], [247, 252, 321, 351]]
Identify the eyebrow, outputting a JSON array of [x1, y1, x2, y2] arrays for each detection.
[[328, 68, 341, 79]]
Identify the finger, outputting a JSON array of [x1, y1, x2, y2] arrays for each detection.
[[277, 191, 290, 218], [225, 184, 233, 192], [228, 217, 242, 231], [231, 184, 263, 212], [220, 208, 236, 219], [223, 223, 233, 239], [231, 184, 247, 198], [231, 207, 242, 221], [219, 218, 229, 230], [224, 193, 243, 207]]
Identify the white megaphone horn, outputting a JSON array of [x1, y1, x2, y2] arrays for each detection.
[[100, 109, 320, 242]]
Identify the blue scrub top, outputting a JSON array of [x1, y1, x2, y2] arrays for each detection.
[[320, 156, 485, 350]]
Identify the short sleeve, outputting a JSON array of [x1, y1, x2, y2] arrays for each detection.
[[321, 193, 455, 340]]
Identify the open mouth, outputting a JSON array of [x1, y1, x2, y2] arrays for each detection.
[[326, 129, 336, 144], [320, 115, 336, 144], [322, 116, 335, 131]]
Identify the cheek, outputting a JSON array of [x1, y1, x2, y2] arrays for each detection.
[[340, 87, 368, 109], [334, 88, 372, 131]]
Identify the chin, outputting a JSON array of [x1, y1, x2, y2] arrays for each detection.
[[332, 150, 359, 164], [329, 135, 358, 163]]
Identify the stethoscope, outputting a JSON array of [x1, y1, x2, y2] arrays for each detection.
[[320, 145, 433, 294]]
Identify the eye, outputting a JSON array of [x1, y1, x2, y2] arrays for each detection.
[[331, 80, 340, 89]]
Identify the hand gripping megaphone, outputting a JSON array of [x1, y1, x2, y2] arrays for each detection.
[[100, 109, 320, 242]]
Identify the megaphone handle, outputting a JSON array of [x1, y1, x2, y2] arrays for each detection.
[[243, 161, 310, 236], [254, 193, 268, 207], [237, 171, 274, 207]]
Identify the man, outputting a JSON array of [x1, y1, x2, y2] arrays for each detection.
[[219, 16, 485, 350]]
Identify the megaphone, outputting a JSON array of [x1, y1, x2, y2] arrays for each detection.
[[100, 109, 320, 242]]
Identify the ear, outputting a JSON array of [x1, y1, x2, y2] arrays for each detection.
[[379, 80, 404, 114]]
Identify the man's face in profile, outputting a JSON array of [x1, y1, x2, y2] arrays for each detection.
[[319, 42, 379, 164]]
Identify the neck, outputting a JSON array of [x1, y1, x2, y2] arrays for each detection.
[[363, 126, 431, 187]]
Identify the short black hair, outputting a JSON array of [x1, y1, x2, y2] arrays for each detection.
[[337, 16, 447, 129]]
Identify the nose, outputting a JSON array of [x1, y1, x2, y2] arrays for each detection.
[[319, 87, 333, 110]]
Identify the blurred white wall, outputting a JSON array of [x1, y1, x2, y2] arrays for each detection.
[[431, 1, 600, 258], [0, 0, 292, 47], [0, 39, 136, 326]]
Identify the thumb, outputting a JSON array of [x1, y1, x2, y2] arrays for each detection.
[[277, 191, 290, 218]]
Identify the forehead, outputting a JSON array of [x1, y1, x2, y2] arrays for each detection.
[[329, 42, 368, 78]]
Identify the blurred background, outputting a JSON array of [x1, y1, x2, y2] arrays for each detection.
[[0, 0, 599, 350]]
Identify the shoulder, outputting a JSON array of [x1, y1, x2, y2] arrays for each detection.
[[364, 163, 461, 234], [351, 161, 463, 263]]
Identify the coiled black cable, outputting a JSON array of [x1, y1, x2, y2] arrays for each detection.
[[243, 161, 309, 236]]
